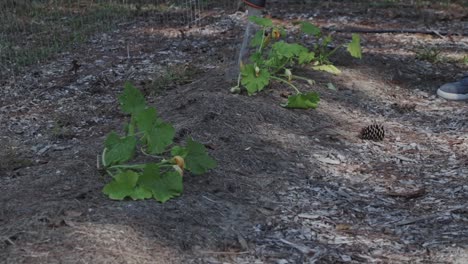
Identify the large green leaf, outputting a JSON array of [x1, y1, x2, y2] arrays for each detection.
[[241, 64, 270, 95], [103, 170, 141, 200], [347, 34, 362, 59], [135, 107, 157, 133], [298, 51, 315, 65], [146, 119, 175, 154], [103, 132, 137, 166], [299, 21, 321, 36], [272, 41, 308, 60], [131, 186, 153, 200], [282, 92, 320, 109], [119, 82, 146, 115], [171, 145, 188, 157], [264, 55, 286, 69], [171, 138, 216, 175], [138, 163, 183, 203], [184, 138, 217, 175], [248, 16, 273, 27], [249, 51, 264, 65]]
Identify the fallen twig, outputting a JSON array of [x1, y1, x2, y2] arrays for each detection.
[[198, 251, 249, 255], [395, 204, 468, 226], [386, 188, 426, 199], [278, 238, 314, 255], [324, 27, 467, 37]]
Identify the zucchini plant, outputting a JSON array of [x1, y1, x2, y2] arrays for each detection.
[[233, 16, 362, 109], [100, 82, 217, 202]]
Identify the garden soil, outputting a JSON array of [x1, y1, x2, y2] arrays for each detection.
[[1, 2, 467, 263]]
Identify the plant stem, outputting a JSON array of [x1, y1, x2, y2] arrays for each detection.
[[108, 164, 148, 170], [107, 160, 173, 171], [134, 131, 145, 136], [140, 147, 163, 158], [326, 45, 341, 59], [258, 28, 266, 53], [140, 144, 174, 157], [291, 74, 313, 83], [128, 117, 136, 136], [106, 169, 115, 178], [236, 72, 242, 88], [101, 148, 108, 167], [271, 76, 301, 94], [273, 58, 292, 74]]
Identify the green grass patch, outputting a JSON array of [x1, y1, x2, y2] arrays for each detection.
[[0, 1, 135, 72]]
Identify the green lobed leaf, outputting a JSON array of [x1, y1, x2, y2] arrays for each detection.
[[272, 41, 308, 60], [171, 145, 188, 157], [172, 139, 217, 175], [134, 107, 157, 133], [126, 118, 136, 136], [104, 132, 137, 166], [103, 170, 139, 200], [130, 186, 153, 200], [249, 51, 264, 65], [137, 163, 183, 203], [250, 30, 264, 47], [312, 64, 342, 75], [248, 16, 273, 27], [184, 138, 217, 175], [282, 92, 320, 109], [145, 119, 175, 154], [300, 21, 321, 36], [264, 55, 286, 69], [347, 34, 362, 59], [119, 82, 146, 115], [240, 64, 270, 95], [298, 51, 315, 65]]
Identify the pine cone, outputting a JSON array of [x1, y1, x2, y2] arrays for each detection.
[[360, 123, 385, 141]]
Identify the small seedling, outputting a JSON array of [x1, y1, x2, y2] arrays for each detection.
[[0, 144, 33, 173], [51, 121, 74, 139], [100, 82, 216, 202], [415, 46, 442, 63], [462, 55, 468, 65], [233, 17, 362, 109], [150, 64, 200, 95]]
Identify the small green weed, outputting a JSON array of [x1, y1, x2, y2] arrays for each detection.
[[150, 64, 201, 95], [0, 144, 33, 172], [50, 113, 76, 139], [51, 122, 75, 140], [415, 47, 443, 63], [101, 82, 216, 202], [462, 55, 468, 65]]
